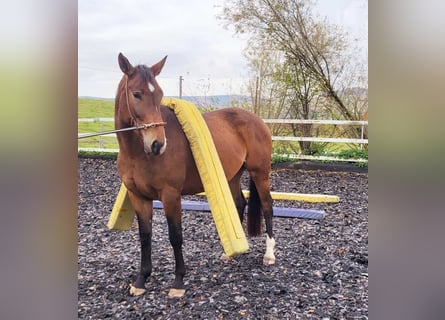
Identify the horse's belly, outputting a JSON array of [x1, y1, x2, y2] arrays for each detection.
[[179, 142, 245, 196], [180, 162, 204, 195]]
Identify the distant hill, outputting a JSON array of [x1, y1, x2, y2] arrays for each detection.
[[78, 95, 251, 108], [173, 95, 250, 108], [79, 96, 115, 101]]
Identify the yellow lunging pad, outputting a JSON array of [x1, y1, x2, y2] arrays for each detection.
[[163, 98, 248, 257], [243, 191, 339, 203], [267, 191, 339, 203], [108, 98, 249, 257], [196, 191, 340, 203], [108, 183, 136, 231]]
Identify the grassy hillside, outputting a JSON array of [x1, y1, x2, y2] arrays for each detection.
[[78, 98, 114, 118]]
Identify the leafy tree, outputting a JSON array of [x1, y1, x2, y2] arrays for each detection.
[[219, 0, 367, 148]]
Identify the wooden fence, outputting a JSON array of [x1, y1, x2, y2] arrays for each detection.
[[78, 118, 368, 162]]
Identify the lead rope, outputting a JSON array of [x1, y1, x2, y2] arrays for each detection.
[[78, 122, 166, 139]]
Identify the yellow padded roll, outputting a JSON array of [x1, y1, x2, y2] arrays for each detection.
[[162, 97, 248, 257], [197, 190, 340, 203], [267, 191, 339, 203], [108, 183, 136, 231], [243, 191, 339, 203], [108, 98, 248, 257]]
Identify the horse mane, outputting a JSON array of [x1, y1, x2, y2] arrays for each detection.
[[135, 65, 152, 83]]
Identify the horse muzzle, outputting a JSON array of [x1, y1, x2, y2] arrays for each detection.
[[144, 138, 167, 155], [151, 140, 166, 155], [142, 126, 167, 155]]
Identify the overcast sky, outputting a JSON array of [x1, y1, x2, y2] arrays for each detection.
[[78, 0, 367, 98]]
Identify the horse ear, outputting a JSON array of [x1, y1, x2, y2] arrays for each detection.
[[118, 53, 135, 76], [151, 55, 168, 76]]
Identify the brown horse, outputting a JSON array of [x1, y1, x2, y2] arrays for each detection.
[[115, 53, 275, 298]]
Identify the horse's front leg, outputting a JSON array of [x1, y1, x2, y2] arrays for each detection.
[[128, 193, 153, 296], [162, 190, 186, 298]]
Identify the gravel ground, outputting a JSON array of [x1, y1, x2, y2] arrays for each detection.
[[78, 157, 368, 319]]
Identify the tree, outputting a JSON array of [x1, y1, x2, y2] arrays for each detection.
[[219, 0, 365, 141], [241, 37, 326, 153]]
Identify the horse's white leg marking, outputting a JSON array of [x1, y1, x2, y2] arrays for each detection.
[[263, 235, 276, 265], [129, 284, 146, 296], [168, 288, 186, 298]]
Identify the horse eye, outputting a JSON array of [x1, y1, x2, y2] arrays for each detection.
[[133, 92, 142, 100]]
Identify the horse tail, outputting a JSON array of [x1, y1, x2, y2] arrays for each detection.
[[247, 177, 262, 237]]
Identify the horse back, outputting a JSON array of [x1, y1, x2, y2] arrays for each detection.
[[177, 107, 272, 194], [204, 108, 272, 170]]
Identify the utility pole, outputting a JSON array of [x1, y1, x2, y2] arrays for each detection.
[[254, 76, 259, 114], [179, 76, 183, 99]]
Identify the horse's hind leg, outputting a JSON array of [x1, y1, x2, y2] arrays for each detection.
[[127, 193, 153, 296], [248, 169, 276, 265], [229, 166, 247, 223], [162, 189, 186, 298]]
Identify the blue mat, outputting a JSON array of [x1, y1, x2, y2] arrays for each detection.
[[153, 200, 325, 220]]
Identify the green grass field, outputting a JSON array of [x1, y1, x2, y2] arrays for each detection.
[[78, 98, 117, 149], [78, 98, 114, 118]]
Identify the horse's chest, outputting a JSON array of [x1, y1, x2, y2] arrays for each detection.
[[118, 163, 163, 200], [124, 175, 162, 200]]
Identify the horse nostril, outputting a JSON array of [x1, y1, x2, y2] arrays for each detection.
[[151, 140, 162, 155]]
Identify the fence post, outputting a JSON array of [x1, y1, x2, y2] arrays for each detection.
[[99, 122, 103, 149]]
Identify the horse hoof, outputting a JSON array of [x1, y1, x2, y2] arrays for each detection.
[[263, 256, 276, 265], [129, 284, 146, 296], [168, 288, 185, 298]]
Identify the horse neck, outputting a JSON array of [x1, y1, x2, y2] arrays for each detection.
[[114, 90, 141, 155], [115, 83, 127, 129]]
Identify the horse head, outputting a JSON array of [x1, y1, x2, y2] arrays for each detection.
[[117, 53, 168, 155]]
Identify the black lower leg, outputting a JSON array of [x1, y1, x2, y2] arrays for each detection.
[[249, 173, 275, 239], [168, 219, 186, 289], [262, 194, 274, 239], [236, 190, 247, 223], [264, 211, 274, 239], [135, 229, 152, 289]]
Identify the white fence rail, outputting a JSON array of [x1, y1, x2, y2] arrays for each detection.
[[78, 118, 368, 162]]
